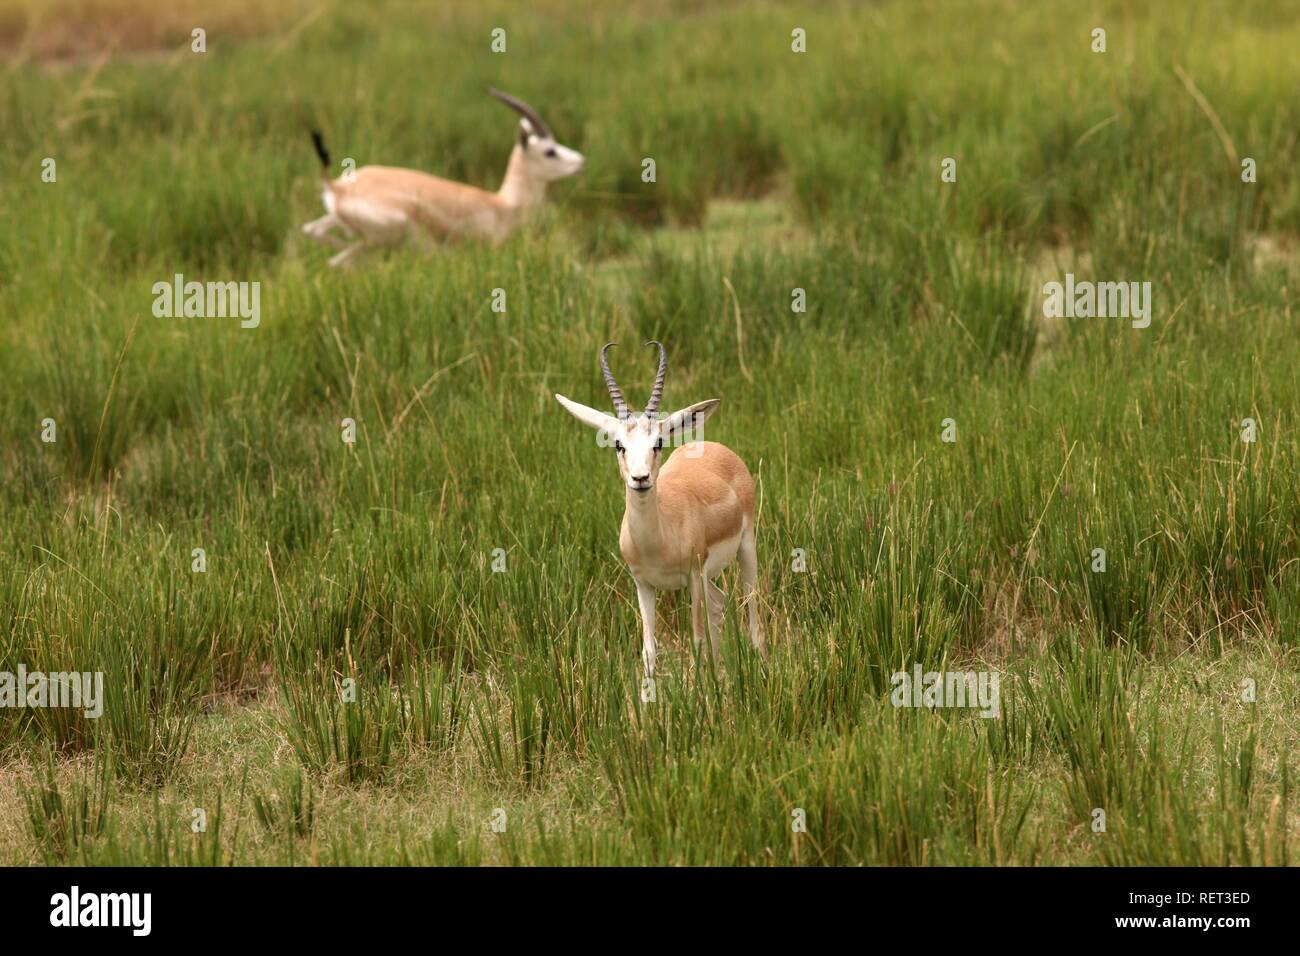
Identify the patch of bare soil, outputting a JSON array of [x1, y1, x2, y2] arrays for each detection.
[[1026, 243, 1093, 372], [1247, 233, 1300, 274]]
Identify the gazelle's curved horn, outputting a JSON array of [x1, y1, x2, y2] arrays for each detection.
[[600, 343, 629, 420], [487, 88, 553, 139], [644, 341, 667, 418]]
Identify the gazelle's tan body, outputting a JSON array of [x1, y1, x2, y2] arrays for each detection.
[[323, 149, 544, 247], [619, 442, 755, 591]]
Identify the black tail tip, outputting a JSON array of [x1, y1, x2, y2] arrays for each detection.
[[310, 130, 330, 169]]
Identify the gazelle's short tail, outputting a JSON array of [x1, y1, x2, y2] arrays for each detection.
[[310, 130, 331, 174]]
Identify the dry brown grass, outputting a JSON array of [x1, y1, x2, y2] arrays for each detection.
[[0, 0, 311, 63]]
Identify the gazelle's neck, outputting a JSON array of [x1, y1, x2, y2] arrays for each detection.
[[496, 146, 547, 212], [623, 485, 664, 550]]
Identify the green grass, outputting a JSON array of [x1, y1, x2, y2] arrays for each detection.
[[0, 0, 1297, 865]]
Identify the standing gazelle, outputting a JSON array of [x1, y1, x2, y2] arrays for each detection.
[[556, 342, 764, 675], [302, 88, 585, 267]]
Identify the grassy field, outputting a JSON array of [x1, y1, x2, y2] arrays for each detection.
[[0, 0, 1297, 865]]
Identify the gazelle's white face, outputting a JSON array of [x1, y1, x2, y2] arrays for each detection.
[[611, 415, 667, 493], [519, 120, 585, 181], [555, 397, 721, 494]]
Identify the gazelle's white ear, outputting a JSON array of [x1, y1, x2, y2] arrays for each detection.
[[661, 399, 720, 441], [556, 394, 619, 433]]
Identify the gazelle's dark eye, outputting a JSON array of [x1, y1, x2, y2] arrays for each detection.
[[545, 148, 558, 158], [614, 441, 624, 453]]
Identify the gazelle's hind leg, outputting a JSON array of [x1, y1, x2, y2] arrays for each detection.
[[691, 566, 726, 668], [690, 570, 707, 652], [301, 213, 333, 236], [738, 524, 765, 654], [704, 577, 727, 662], [302, 214, 351, 249], [328, 241, 368, 268]]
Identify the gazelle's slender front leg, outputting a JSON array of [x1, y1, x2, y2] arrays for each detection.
[[634, 579, 658, 676]]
